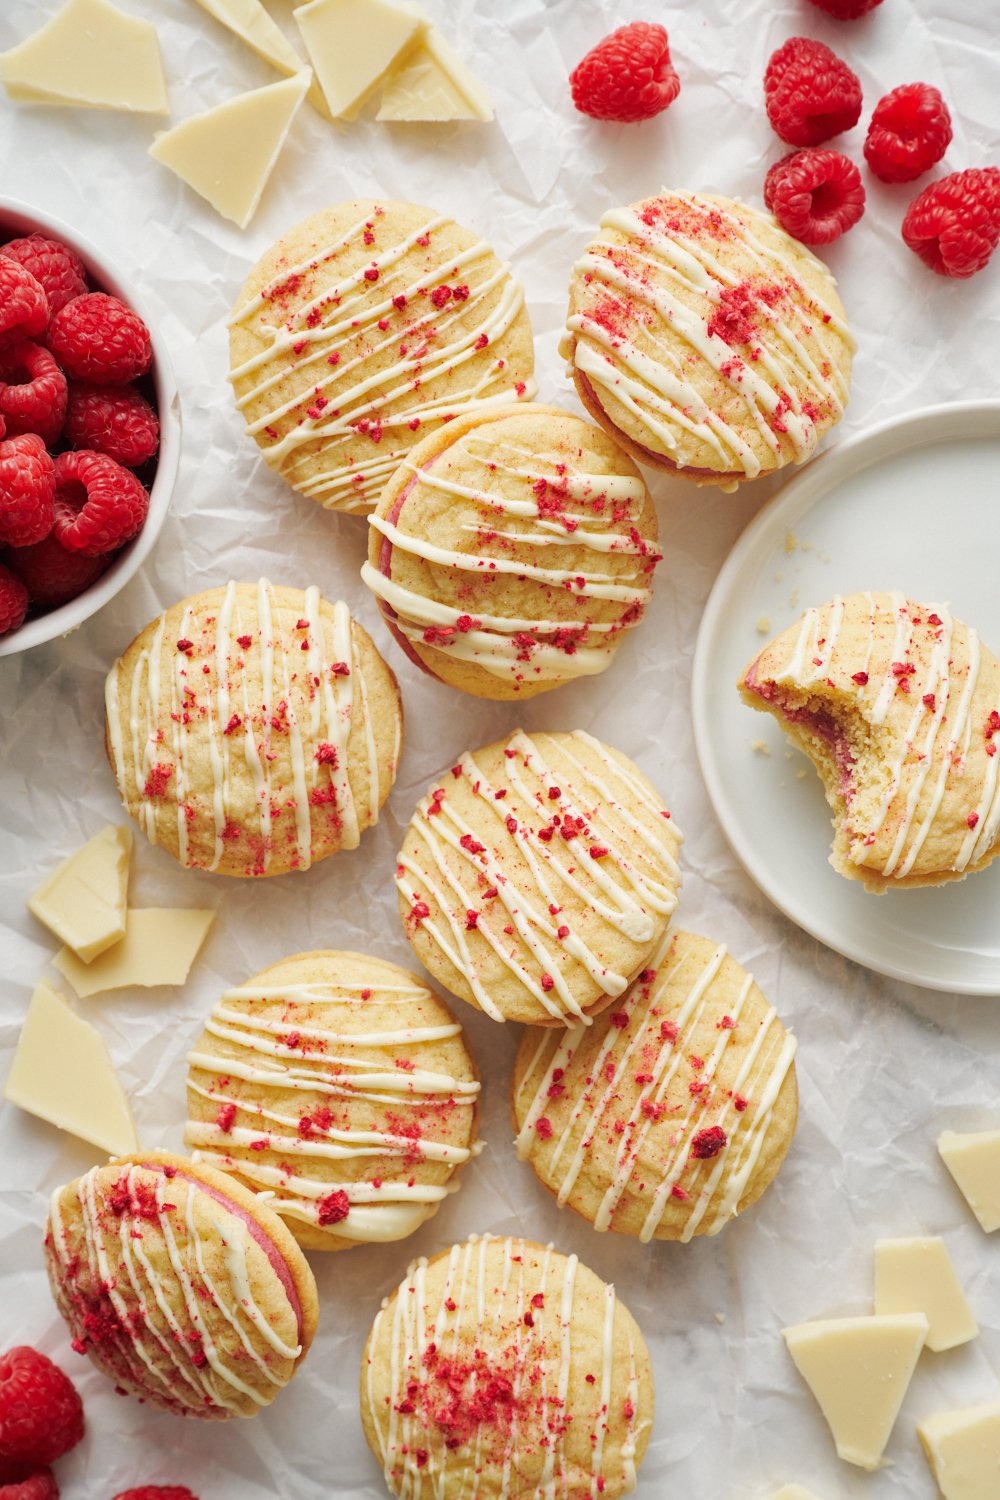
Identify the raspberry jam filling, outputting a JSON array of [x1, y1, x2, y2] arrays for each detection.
[[575, 369, 744, 480], [375, 456, 446, 682], [745, 676, 857, 799], [144, 1164, 303, 1343]]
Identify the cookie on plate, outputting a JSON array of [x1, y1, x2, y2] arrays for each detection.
[[361, 402, 661, 700], [740, 591, 1000, 889], [228, 199, 537, 514], [185, 950, 481, 1251], [512, 930, 798, 1242], [562, 190, 853, 490], [361, 1234, 653, 1500], [396, 728, 683, 1026], [104, 580, 402, 877], [45, 1150, 318, 1419]]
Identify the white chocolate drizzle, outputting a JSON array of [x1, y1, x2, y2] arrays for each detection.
[[228, 207, 537, 513], [397, 730, 683, 1023]]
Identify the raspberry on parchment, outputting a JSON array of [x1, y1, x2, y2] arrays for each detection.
[[570, 21, 680, 123], [865, 83, 953, 184], [902, 167, 1000, 278], [765, 148, 866, 245], [0, 1347, 83, 1468], [765, 36, 862, 147]]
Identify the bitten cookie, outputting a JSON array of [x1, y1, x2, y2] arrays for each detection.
[[185, 950, 481, 1251], [396, 729, 683, 1026], [361, 1234, 654, 1500], [104, 579, 402, 877], [361, 403, 661, 700], [739, 592, 1000, 889], [229, 199, 537, 514], [512, 930, 798, 1242], [563, 190, 853, 489], [45, 1150, 318, 1419]]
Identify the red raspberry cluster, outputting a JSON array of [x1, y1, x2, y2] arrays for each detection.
[[760, 20, 999, 276], [0, 231, 159, 638]]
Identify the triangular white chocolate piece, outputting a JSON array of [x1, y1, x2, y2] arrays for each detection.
[[0, 0, 168, 114], [28, 825, 132, 964], [377, 25, 493, 121], [938, 1129, 1000, 1232], [783, 1314, 928, 1470], [919, 1400, 1000, 1500], [293, 0, 422, 119], [149, 72, 310, 229], [4, 980, 139, 1156], [874, 1237, 978, 1352], [53, 907, 215, 996]]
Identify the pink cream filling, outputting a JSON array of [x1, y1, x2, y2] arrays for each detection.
[[144, 1163, 303, 1343], [377, 457, 446, 682], [576, 369, 744, 481], [745, 674, 857, 800]]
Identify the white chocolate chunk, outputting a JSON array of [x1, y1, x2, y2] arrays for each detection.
[[0, 0, 167, 114], [376, 24, 493, 121], [938, 1130, 1000, 1232], [783, 1313, 929, 1470], [918, 1400, 1000, 1500], [769, 1488, 828, 1500], [149, 72, 310, 229], [4, 981, 139, 1156], [293, 0, 422, 119], [28, 825, 132, 963], [874, 1237, 978, 1352], [53, 908, 214, 997]]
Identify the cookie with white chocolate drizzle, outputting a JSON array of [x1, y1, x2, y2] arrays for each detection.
[[229, 200, 537, 514], [396, 729, 683, 1026], [185, 950, 481, 1251], [563, 190, 853, 490], [44, 1150, 318, 1419], [362, 402, 661, 700], [740, 591, 1000, 889], [104, 580, 402, 877], [512, 930, 798, 1243], [361, 1234, 654, 1500]]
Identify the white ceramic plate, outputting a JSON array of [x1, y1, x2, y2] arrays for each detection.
[[692, 400, 1000, 995]]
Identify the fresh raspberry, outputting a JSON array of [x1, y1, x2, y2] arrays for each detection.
[[47, 293, 151, 385], [764, 37, 862, 147], [0, 342, 67, 447], [902, 167, 1000, 278], [0, 1348, 83, 1467], [4, 531, 107, 607], [806, 0, 883, 15], [0, 563, 28, 634], [864, 83, 953, 184], [112, 1489, 199, 1500], [0, 263, 48, 349], [764, 148, 866, 244], [52, 450, 149, 556], [570, 22, 680, 123], [0, 1461, 59, 1500], [0, 436, 55, 548], [0, 235, 88, 317], [65, 383, 159, 468]]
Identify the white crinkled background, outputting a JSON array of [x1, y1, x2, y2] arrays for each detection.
[[1, 0, 999, 1496]]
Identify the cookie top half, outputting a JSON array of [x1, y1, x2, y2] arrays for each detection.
[[563, 190, 853, 488], [229, 199, 537, 514]]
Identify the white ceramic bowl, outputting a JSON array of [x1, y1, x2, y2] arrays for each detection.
[[0, 197, 180, 658]]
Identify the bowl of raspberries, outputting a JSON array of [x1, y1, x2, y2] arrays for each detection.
[[0, 198, 180, 655]]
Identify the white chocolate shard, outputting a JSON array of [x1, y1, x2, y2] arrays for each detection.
[[28, 825, 132, 964], [293, 0, 421, 120], [0, 0, 168, 114], [149, 72, 310, 229], [918, 1400, 1000, 1500], [53, 908, 214, 997], [938, 1129, 1000, 1232], [874, 1236, 978, 1352], [377, 25, 493, 121], [4, 980, 139, 1156]]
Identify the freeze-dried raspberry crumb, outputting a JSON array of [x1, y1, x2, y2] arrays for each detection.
[[864, 83, 952, 183], [0, 564, 28, 635], [690, 1125, 728, 1159], [47, 293, 152, 385], [317, 1189, 350, 1226], [0, 342, 67, 447], [0, 436, 55, 548], [806, 0, 883, 15], [64, 383, 159, 468], [3, 531, 107, 607], [0, 263, 48, 348], [764, 37, 862, 147], [902, 167, 1000, 278], [1, 235, 88, 317], [0, 1462, 59, 1500], [570, 22, 680, 123], [0, 1347, 84, 1467], [52, 450, 149, 556], [764, 148, 866, 244]]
